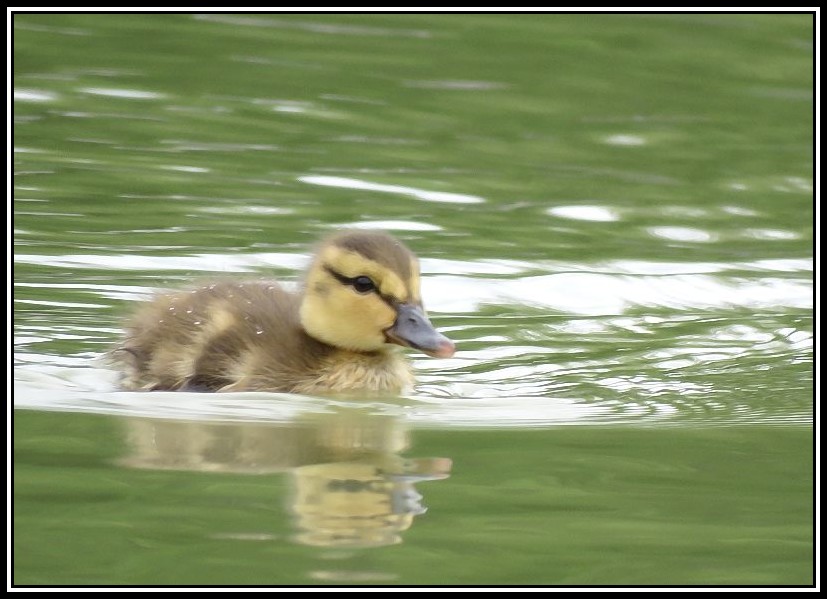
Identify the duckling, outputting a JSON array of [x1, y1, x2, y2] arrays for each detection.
[[115, 230, 455, 394]]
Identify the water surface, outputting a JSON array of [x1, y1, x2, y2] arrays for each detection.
[[13, 13, 813, 586]]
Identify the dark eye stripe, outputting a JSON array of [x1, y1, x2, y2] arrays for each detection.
[[323, 265, 398, 306], [324, 265, 375, 292]]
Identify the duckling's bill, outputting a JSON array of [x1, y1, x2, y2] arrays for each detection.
[[384, 303, 455, 358]]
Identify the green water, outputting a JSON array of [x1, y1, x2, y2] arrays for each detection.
[[13, 13, 813, 586]]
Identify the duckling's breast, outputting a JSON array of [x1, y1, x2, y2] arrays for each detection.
[[293, 349, 415, 395]]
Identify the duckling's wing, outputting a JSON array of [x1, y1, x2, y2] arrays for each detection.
[[117, 281, 309, 392]]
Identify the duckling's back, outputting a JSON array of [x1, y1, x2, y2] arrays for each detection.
[[117, 281, 333, 392]]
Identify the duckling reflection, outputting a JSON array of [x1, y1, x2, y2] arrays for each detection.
[[119, 409, 451, 548], [292, 455, 451, 548]]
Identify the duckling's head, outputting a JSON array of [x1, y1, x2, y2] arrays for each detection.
[[300, 231, 455, 358]]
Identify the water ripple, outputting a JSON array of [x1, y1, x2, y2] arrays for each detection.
[[13, 252, 810, 429], [13, 300, 812, 430], [12, 253, 812, 315], [298, 175, 485, 204]]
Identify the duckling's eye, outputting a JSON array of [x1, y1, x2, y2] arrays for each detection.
[[323, 266, 378, 295], [353, 276, 376, 294]]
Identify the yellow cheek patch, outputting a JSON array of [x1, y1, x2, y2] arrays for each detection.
[[301, 283, 396, 351]]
